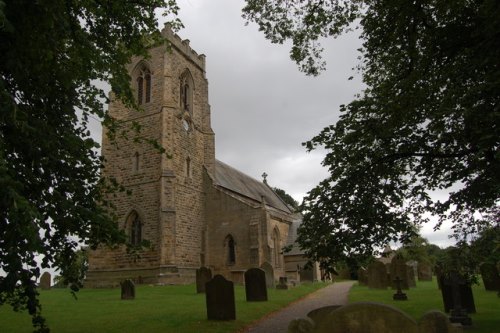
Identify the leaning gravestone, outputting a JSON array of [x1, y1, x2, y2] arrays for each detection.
[[479, 262, 500, 291], [206, 275, 236, 320], [440, 272, 476, 314], [418, 262, 433, 281], [196, 266, 212, 293], [121, 279, 135, 300], [40, 272, 51, 290], [260, 261, 275, 288], [244, 268, 267, 301], [367, 261, 388, 289], [390, 257, 410, 290]]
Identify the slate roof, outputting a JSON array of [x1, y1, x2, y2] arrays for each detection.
[[214, 159, 292, 214]]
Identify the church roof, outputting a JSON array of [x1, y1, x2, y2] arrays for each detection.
[[214, 160, 292, 213]]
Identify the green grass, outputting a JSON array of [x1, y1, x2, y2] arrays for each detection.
[[349, 279, 500, 333], [0, 282, 327, 333]]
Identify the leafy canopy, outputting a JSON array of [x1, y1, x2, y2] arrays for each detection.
[[243, 0, 500, 268], [0, 0, 180, 331]]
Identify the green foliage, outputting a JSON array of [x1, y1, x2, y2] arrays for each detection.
[[273, 187, 299, 211], [470, 225, 500, 265], [0, 1, 181, 331], [244, 0, 500, 269]]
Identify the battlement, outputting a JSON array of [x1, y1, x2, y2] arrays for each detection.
[[161, 23, 206, 71]]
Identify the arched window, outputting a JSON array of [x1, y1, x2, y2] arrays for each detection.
[[127, 211, 142, 246], [179, 70, 194, 113], [185, 157, 191, 178], [133, 63, 152, 105], [271, 228, 281, 268], [224, 235, 236, 266]]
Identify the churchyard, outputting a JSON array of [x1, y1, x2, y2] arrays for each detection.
[[0, 281, 326, 333]]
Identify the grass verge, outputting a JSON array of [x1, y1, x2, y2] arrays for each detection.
[[348, 279, 499, 333], [0, 282, 327, 333]]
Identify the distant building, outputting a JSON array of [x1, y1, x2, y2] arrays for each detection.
[[86, 26, 308, 287]]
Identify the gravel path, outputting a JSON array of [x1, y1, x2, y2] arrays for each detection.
[[242, 281, 355, 333]]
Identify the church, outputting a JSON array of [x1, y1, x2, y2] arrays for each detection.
[[85, 26, 320, 287]]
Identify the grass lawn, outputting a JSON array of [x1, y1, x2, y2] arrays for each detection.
[[0, 282, 327, 333], [349, 279, 500, 333]]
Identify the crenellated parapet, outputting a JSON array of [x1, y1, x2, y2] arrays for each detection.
[[161, 23, 206, 72]]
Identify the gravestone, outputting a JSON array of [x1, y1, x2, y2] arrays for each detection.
[[440, 272, 476, 314], [357, 267, 368, 286], [276, 276, 289, 290], [196, 266, 212, 293], [39, 272, 51, 290], [447, 272, 473, 326], [260, 261, 275, 288], [407, 264, 417, 287], [288, 302, 462, 333], [393, 277, 408, 301], [244, 268, 267, 301], [367, 261, 388, 289], [390, 257, 410, 290], [120, 279, 135, 300], [435, 266, 443, 289], [299, 266, 314, 282], [479, 262, 499, 291], [417, 262, 433, 281], [205, 275, 236, 320]]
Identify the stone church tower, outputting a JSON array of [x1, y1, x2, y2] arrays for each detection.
[[86, 26, 312, 287]]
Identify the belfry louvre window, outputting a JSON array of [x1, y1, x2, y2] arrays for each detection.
[[134, 63, 152, 105]]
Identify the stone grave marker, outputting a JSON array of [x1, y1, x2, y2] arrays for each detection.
[[447, 272, 472, 326], [276, 276, 289, 290], [393, 276, 408, 301], [260, 261, 275, 288], [417, 262, 433, 281], [288, 302, 461, 333], [390, 257, 410, 290], [120, 279, 135, 300], [367, 261, 388, 289], [479, 262, 499, 291], [357, 267, 368, 286], [407, 264, 417, 287], [299, 266, 314, 282], [440, 272, 476, 314], [39, 272, 51, 290], [435, 266, 443, 289], [196, 266, 212, 293], [205, 275, 236, 320], [244, 268, 267, 301]]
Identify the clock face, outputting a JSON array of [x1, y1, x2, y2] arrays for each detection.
[[182, 119, 190, 131]]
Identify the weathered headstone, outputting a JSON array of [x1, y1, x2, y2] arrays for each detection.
[[299, 266, 314, 282], [447, 272, 472, 326], [407, 264, 417, 287], [390, 257, 410, 290], [367, 261, 389, 289], [276, 276, 289, 290], [205, 275, 236, 320], [260, 261, 275, 288], [244, 268, 268, 301], [39, 272, 51, 290], [288, 302, 462, 333], [393, 277, 408, 301], [196, 266, 212, 293], [479, 262, 500, 291], [120, 279, 135, 300], [417, 262, 433, 281], [357, 267, 368, 286], [440, 272, 476, 315]]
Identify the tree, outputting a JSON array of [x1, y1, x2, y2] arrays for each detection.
[[273, 187, 300, 211], [243, 1, 500, 267], [0, 1, 181, 331]]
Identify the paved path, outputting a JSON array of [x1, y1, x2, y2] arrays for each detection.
[[243, 281, 355, 333]]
